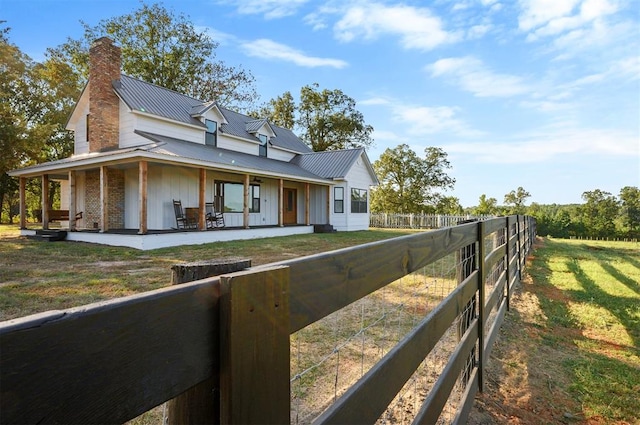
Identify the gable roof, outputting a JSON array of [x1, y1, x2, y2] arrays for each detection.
[[292, 148, 379, 184], [113, 75, 312, 154]]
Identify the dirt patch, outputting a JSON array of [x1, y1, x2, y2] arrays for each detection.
[[468, 274, 584, 424]]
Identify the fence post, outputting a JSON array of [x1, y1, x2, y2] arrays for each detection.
[[506, 216, 513, 311], [477, 220, 487, 392], [219, 266, 290, 424], [167, 258, 251, 425], [456, 219, 478, 390]]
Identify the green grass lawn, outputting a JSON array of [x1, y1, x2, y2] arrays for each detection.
[[527, 238, 640, 423], [0, 224, 416, 321]]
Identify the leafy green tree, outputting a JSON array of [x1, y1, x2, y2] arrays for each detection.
[[578, 189, 620, 238], [435, 196, 463, 215], [47, 2, 257, 111], [297, 83, 373, 151], [252, 91, 295, 129], [619, 186, 640, 238], [370, 144, 454, 213], [473, 194, 498, 216], [504, 187, 531, 214]]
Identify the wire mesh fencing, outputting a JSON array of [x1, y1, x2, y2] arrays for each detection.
[[290, 247, 479, 424]]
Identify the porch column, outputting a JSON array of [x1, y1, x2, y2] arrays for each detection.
[[138, 161, 147, 235], [278, 179, 284, 227], [42, 174, 49, 230], [68, 171, 77, 231], [305, 183, 310, 226], [326, 186, 331, 225], [100, 166, 109, 232], [243, 174, 249, 229], [19, 177, 26, 229], [198, 168, 206, 230]]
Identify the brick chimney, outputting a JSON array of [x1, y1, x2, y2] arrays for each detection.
[[88, 37, 121, 152]]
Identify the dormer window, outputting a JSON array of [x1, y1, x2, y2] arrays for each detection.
[[259, 134, 268, 157], [205, 119, 217, 146]]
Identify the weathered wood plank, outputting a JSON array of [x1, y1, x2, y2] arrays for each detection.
[[167, 258, 251, 425], [0, 278, 221, 424], [484, 269, 507, 315], [452, 368, 479, 425], [484, 243, 506, 271], [313, 272, 478, 425], [413, 319, 479, 425], [219, 266, 290, 425], [484, 296, 508, 366], [482, 216, 506, 236], [275, 223, 479, 333]]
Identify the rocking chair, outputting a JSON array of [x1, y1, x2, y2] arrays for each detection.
[[205, 202, 225, 229]]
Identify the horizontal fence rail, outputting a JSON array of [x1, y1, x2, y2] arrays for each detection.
[[0, 215, 536, 424]]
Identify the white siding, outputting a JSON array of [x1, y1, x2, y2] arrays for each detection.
[[119, 101, 138, 148], [217, 136, 258, 155], [74, 102, 90, 155], [329, 154, 377, 231], [309, 185, 328, 224], [135, 115, 203, 144], [268, 147, 296, 161]]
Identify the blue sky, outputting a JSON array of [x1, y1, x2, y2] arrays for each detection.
[[3, 0, 639, 207]]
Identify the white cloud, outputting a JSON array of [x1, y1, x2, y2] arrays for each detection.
[[519, 0, 620, 40], [444, 126, 639, 163], [240, 39, 348, 68], [220, 0, 309, 19], [427, 57, 531, 97], [333, 2, 460, 50], [392, 104, 482, 137]]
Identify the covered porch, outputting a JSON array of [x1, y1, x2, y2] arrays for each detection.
[[13, 147, 334, 246]]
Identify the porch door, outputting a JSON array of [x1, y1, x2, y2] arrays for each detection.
[[283, 188, 297, 225]]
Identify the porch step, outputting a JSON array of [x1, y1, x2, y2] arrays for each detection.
[[29, 230, 68, 242], [313, 224, 336, 233]]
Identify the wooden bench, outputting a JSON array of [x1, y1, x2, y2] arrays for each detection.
[[35, 210, 83, 223], [48, 210, 83, 222]]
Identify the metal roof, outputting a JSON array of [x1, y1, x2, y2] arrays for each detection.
[[114, 75, 312, 154], [114, 75, 205, 128], [292, 148, 364, 179]]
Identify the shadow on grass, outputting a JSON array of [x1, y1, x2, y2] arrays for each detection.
[[526, 239, 640, 422], [565, 259, 640, 349]]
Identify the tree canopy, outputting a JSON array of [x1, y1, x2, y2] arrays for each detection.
[[370, 144, 455, 213], [253, 91, 295, 129], [47, 2, 257, 111], [473, 194, 499, 216], [258, 84, 374, 151], [504, 187, 531, 214]]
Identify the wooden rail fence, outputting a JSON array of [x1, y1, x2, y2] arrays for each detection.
[[0, 215, 536, 424]]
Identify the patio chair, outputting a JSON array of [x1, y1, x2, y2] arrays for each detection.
[[205, 202, 225, 229], [173, 199, 195, 230]]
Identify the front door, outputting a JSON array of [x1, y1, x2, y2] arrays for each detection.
[[283, 188, 297, 225]]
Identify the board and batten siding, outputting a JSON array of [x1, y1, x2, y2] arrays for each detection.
[[330, 154, 376, 231], [124, 166, 289, 230], [73, 102, 90, 155], [267, 147, 297, 162]]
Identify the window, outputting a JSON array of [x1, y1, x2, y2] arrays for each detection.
[[86, 114, 90, 142], [258, 134, 268, 157], [351, 188, 368, 213], [334, 187, 344, 213], [215, 182, 260, 213], [205, 120, 217, 146]]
